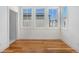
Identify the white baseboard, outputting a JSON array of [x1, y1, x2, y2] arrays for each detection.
[[10, 39, 16, 44], [0, 40, 16, 52], [17, 38, 60, 40], [62, 39, 79, 53], [0, 45, 9, 52]]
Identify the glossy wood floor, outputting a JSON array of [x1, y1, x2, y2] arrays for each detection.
[[4, 40, 75, 53]]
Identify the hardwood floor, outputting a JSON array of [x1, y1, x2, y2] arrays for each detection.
[[4, 40, 75, 53]]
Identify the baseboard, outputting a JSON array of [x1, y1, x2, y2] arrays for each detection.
[[0, 45, 9, 53], [10, 39, 16, 44], [16, 37, 61, 40], [62, 39, 78, 53], [16, 39, 61, 41], [0, 39, 16, 52]]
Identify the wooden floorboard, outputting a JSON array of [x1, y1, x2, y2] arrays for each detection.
[[4, 40, 75, 53]]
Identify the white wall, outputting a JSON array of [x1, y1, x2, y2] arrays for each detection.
[[0, 6, 19, 52], [0, 6, 9, 52], [9, 9, 18, 43], [17, 6, 61, 39], [9, 6, 19, 41], [9, 6, 19, 12], [62, 6, 79, 52]]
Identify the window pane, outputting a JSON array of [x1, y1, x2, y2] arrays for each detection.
[[61, 6, 68, 27], [49, 9, 58, 27], [23, 8, 32, 14], [49, 9, 57, 19], [36, 8, 45, 20], [62, 6, 68, 17], [23, 8, 32, 20], [23, 8, 32, 27]]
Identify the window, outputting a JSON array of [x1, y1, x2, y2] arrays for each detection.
[[36, 8, 45, 20], [35, 8, 46, 27], [23, 8, 32, 20], [61, 6, 68, 27], [23, 8, 32, 27], [49, 8, 58, 27]]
